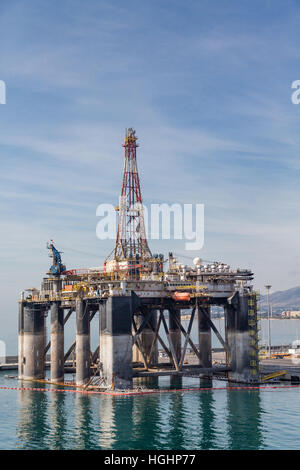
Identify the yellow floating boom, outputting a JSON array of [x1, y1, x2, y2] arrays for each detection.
[[261, 370, 287, 381]]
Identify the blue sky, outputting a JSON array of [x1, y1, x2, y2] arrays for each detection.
[[1, 0, 300, 351]]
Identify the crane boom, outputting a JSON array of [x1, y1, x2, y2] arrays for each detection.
[[47, 240, 66, 276]]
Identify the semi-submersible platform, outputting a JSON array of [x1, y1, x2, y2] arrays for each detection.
[[18, 128, 260, 390]]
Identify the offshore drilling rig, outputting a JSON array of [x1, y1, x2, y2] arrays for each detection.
[[18, 128, 260, 390]]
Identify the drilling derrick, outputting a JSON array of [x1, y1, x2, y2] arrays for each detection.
[[113, 128, 152, 264]]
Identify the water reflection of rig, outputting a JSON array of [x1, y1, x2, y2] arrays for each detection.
[[18, 128, 260, 390]]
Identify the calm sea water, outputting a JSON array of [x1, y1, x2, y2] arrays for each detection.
[[1, 373, 300, 450], [1, 319, 300, 450]]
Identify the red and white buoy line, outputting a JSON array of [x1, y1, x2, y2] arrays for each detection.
[[0, 383, 300, 397]]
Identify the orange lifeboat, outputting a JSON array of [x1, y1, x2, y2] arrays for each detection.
[[172, 292, 191, 302], [63, 285, 73, 291]]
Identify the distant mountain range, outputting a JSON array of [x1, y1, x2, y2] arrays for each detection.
[[259, 286, 300, 309]]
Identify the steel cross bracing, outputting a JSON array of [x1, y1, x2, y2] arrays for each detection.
[[131, 305, 228, 374]]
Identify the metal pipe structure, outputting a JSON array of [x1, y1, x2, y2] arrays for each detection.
[[18, 291, 260, 387]]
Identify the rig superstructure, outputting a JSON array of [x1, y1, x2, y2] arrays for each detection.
[[18, 129, 260, 389]]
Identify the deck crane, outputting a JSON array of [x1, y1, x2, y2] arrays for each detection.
[[47, 240, 66, 276]]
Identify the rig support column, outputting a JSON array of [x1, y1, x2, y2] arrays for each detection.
[[169, 306, 181, 363], [198, 304, 212, 373], [18, 301, 24, 379], [100, 296, 134, 389], [76, 299, 90, 385], [22, 303, 45, 380], [225, 292, 259, 383], [50, 302, 64, 383], [169, 306, 181, 387]]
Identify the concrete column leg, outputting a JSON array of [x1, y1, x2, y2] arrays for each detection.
[[198, 305, 212, 374], [100, 296, 133, 390], [169, 307, 181, 363], [23, 304, 45, 380], [18, 302, 24, 379], [76, 299, 90, 385], [225, 292, 258, 383], [50, 302, 64, 383]]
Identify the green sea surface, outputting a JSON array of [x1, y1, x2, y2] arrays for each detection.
[[0, 372, 300, 450]]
